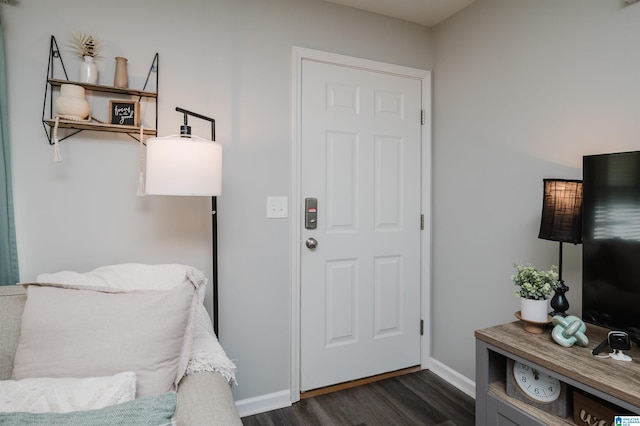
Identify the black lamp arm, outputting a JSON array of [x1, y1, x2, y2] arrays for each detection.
[[175, 107, 216, 141]]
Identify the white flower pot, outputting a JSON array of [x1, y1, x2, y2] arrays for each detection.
[[520, 297, 549, 323]]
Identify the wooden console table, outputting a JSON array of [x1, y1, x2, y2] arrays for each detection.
[[475, 321, 640, 425]]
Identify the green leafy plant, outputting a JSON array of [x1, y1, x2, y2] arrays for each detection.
[[512, 264, 559, 300], [68, 31, 102, 59]]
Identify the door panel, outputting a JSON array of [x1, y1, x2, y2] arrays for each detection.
[[300, 59, 422, 392]]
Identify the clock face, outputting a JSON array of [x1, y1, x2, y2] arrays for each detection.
[[512, 361, 561, 403]]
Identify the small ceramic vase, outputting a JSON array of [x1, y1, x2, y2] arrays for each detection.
[[79, 56, 98, 84], [54, 84, 90, 120], [114, 57, 128, 88]]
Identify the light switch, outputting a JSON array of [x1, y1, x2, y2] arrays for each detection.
[[267, 196, 288, 218]]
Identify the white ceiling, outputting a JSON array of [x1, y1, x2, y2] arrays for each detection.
[[323, 0, 476, 27]]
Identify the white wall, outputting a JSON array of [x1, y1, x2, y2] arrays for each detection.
[[0, 0, 431, 402], [432, 0, 640, 381]]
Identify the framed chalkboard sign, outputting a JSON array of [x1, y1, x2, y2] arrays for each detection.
[[109, 100, 140, 126]]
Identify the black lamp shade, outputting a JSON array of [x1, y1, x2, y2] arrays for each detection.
[[538, 179, 583, 244]]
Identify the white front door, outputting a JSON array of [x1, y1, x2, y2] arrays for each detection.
[[300, 58, 423, 392]]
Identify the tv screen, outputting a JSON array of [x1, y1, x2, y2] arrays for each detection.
[[583, 151, 640, 340]]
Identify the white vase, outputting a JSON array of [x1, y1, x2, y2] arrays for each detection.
[[520, 297, 549, 323], [54, 84, 90, 120], [79, 56, 98, 84]]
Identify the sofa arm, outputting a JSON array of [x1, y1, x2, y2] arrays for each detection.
[[176, 372, 242, 426]]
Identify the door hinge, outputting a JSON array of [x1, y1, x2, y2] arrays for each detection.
[[420, 319, 424, 336], [421, 109, 425, 125], [420, 214, 424, 230]]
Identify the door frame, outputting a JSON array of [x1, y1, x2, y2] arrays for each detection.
[[290, 47, 432, 402]]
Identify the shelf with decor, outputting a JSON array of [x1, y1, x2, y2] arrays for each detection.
[[41, 35, 158, 145], [42, 118, 158, 135], [47, 78, 158, 98]]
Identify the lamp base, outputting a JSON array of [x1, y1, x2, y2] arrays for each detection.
[[550, 281, 570, 317]]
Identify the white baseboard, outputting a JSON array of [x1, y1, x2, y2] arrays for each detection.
[[428, 358, 476, 399], [236, 362, 474, 417], [235, 389, 291, 418]]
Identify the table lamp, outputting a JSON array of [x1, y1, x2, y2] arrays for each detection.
[[538, 178, 583, 317]]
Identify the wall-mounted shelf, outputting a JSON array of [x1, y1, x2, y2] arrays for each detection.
[[47, 78, 158, 98], [42, 35, 158, 144], [43, 118, 158, 135]]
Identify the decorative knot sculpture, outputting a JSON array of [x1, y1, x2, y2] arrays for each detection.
[[551, 315, 589, 347]]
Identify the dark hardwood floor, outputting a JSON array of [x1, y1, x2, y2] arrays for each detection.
[[241, 370, 475, 426]]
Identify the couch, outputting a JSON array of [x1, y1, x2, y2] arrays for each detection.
[[0, 269, 243, 425]]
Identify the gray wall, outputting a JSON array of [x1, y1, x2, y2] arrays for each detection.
[[8, 0, 635, 407], [1, 0, 431, 402], [432, 0, 640, 380]]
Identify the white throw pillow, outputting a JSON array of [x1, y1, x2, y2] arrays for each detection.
[[12, 282, 198, 397], [30, 263, 237, 384], [0, 371, 136, 413]]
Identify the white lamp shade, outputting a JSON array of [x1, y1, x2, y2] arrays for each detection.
[[145, 136, 222, 196]]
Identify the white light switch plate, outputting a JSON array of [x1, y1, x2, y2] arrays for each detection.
[[267, 196, 288, 218]]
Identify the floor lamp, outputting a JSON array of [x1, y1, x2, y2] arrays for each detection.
[[145, 107, 222, 335], [538, 179, 583, 317]]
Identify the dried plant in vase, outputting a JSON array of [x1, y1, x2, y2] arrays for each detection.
[[68, 31, 102, 84], [68, 31, 102, 59]]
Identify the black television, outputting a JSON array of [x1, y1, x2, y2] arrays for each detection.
[[582, 150, 640, 342]]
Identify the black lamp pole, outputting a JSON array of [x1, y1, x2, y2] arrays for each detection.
[[175, 107, 219, 336], [211, 195, 218, 336]]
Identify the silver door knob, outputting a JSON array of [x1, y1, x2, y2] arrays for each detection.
[[305, 237, 318, 249]]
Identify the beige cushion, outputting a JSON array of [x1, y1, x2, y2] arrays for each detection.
[[12, 283, 198, 397], [31, 263, 237, 385], [0, 371, 136, 413]]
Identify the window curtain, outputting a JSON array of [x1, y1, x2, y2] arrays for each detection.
[[0, 20, 19, 285]]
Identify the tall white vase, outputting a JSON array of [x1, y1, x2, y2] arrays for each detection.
[[79, 56, 98, 84]]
